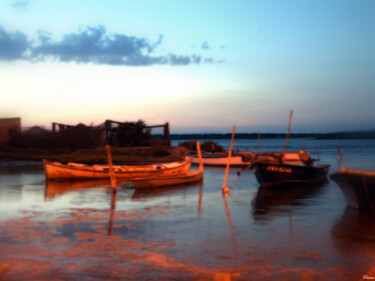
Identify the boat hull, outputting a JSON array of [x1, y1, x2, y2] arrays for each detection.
[[330, 168, 375, 209], [43, 159, 192, 181], [131, 170, 203, 189], [189, 152, 253, 168], [251, 162, 330, 188]]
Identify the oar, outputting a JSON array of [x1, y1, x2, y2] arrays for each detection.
[[105, 144, 117, 189], [222, 125, 236, 194]]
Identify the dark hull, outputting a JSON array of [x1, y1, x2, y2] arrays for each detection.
[[330, 169, 375, 209], [251, 162, 330, 188]]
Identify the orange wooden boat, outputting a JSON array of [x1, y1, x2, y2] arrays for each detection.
[[130, 142, 204, 189], [130, 168, 203, 189], [43, 158, 192, 181]]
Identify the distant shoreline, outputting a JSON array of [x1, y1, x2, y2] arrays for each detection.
[[168, 130, 375, 140]]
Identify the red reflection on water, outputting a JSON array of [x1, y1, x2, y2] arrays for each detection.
[[1, 179, 375, 280]]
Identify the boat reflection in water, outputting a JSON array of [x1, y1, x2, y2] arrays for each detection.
[[251, 179, 328, 221], [45, 179, 132, 236], [132, 181, 202, 199], [44, 179, 118, 199], [331, 207, 375, 277], [332, 207, 375, 253]]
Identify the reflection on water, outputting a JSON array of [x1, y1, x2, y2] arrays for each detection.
[[331, 207, 375, 278], [1, 138, 375, 280], [44, 179, 113, 199], [251, 180, 328, 221], [332, 207, 375, 255]]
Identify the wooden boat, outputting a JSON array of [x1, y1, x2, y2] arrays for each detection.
[[131, 142, 204, 189], [251, 150, 330, 188], [187, 151, 254, 168], [43, 158, 192, 181], [130, 169, 203, 189], [330, 168, 375, 209]]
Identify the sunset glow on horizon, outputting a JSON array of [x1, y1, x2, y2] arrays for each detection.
[[1, 0, 374, 133]]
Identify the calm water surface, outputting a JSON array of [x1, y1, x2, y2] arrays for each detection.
[[1, 138, 375, 280]]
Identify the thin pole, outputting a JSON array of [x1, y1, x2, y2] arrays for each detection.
[[105, 144, 117, 189], [196, 141, 204, 219], [258, 133, 261, 152], [222, 125, 236, 194], [108, 189, 117, 235], [336, 136, 343, 162], [283, 110, 293, 154], [196, 141, 203, 172]]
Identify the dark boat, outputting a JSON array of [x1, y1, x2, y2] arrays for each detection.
[[250, 151, 330, 188], [330, 168, 375, 209]]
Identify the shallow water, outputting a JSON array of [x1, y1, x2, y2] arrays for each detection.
[[1, 138, 375, 280]]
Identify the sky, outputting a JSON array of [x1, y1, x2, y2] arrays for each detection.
[[0, 0, 374, 133]]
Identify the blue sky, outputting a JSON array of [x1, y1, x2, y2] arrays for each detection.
[[1, 0, 374, 133]]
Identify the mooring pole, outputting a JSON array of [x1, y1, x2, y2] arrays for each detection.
[[105, 144, 117, 189], [258, 133, 261, 152], [336, 136, 343, 162], [283, 110, 293, 154]]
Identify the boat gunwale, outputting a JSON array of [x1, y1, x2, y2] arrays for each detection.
[[331, 168, 375, 178], [130, 169, 203, 189], [43, 158, 192, 174]]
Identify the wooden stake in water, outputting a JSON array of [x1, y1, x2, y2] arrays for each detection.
[[258, 133, 261, 152], [336, 136, 343, 162], [283, 110, 293, 154], [222, 125, 236, 194], [105, 144, 117, 189], [196, 141, 204, 172]]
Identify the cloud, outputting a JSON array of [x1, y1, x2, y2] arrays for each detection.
[[0, 25, 218, 66], [13, 0, 29, 9], [201, 41, 209, 50], [0, 26, 29, 60], [169, 54, 202, 65]]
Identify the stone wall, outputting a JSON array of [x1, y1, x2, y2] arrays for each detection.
[[0, 118, 21, 144]]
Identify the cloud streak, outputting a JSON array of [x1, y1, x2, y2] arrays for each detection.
[[0, 25, 218, 66]]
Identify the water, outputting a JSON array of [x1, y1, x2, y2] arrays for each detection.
[[0, 138, 375, 280]]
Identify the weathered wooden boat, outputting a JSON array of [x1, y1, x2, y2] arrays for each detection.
[[251, 151, 330, 188], [43, 158, 192, 181], [330, 168, 375, 209], [130, 168, 203, 189], [187, 151, 254, 168], [131, 141, 204, 189]]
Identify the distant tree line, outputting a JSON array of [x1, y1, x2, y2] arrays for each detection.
[[168, 130, 375, 140], [179, 140, 226, 153]]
